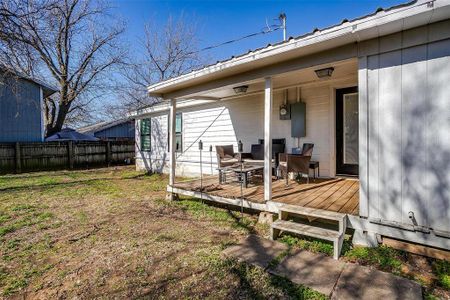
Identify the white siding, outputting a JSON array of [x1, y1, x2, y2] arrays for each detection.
[[136, 79, 357, 178], [363, 38, 450, 233], [135, 114, 168, 173]]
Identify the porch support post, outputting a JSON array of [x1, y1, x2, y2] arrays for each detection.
[[264, 77, 273, 202], [168, 98, 177, 186], [358, 57, 369, 217]]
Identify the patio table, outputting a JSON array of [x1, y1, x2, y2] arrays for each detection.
[[218, 163, 264, 188]]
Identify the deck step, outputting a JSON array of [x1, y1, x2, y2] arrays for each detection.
[[277, 203, 347, 236], [277, 203, 346, 222], [272, 220, 341, 241], [271, 218, 346, 260]]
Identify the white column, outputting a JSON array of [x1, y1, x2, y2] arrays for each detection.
[[358, 57, 369, 217], [264, 77, 273, 201], [168, 99, 177, 186]]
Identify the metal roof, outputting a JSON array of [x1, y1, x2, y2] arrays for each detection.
[[177, 1, 417, 78], [45, 128, 99, 141], [78, 118, 134, 134]]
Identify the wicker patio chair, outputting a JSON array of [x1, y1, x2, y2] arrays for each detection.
[[215, 145, 240, 168], [279, 143, 314, 186]]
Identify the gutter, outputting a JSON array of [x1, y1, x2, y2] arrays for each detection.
[[128, 99, 218, 119]]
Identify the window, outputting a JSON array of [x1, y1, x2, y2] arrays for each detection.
[[168, 113, 183, 152], [175, 113, 182, 152], [140, 118, 151, 151]]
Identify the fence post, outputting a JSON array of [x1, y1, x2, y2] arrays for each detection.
[[15, 142, 21, 173], [106, 141, 111, 166], [67, 141, 74, 169]]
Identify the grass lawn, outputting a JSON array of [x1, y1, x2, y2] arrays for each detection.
[[0, 166, 325, 299], [0, 167, 448, 299]]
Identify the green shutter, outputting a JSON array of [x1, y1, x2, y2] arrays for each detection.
[[140, 119, 151, 151], [141, 119, 151, 135], [141, 135, 151, 151]]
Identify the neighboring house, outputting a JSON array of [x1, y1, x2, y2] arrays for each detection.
[[45, 128, 99, 142], [79, 119, 135, 141], [131, 0, 450, 253], [0, 68, 57, 142]]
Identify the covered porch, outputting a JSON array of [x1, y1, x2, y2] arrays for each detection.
[[151, 27, 366, 259], [162, 55, 361, 215], [140, 1, 450, 254]]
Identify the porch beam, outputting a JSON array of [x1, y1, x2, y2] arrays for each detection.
[[168, 99, 177, 186], [264, 77, 273, 201], [159, 44, 356, 99]]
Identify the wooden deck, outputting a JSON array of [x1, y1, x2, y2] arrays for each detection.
[[173, 176, 360, 215]]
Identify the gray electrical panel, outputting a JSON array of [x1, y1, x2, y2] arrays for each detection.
[[291, 102, 306, 137]]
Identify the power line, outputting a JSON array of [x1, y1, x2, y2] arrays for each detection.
[[195, 24, 283, 54], [190, 12, 287, 55]]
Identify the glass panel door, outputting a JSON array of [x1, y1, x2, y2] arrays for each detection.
[[343, 93, 359, 164], [336, 87, 359, 176]]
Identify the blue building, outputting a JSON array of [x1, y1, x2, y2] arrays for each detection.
[[0, 69, 57, 142], [78, 119, 135, 141]]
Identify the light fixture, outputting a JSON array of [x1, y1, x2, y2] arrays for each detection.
[[233, 85, 249, 94], [314, 67, 334, 79]]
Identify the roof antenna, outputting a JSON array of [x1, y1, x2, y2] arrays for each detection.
[[279, 13, 287, 41]]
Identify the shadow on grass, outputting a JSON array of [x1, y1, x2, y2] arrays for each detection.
[[0, 173, 160, 193], [224, 259, 326, 299], [175, 197, 259, 234]]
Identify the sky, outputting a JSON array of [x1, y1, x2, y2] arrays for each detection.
[[92, 0, 404, 123], [112, 0, 405, 62]]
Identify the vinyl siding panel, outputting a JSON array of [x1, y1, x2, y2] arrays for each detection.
[[364, 37, 450, 233], [377, 50, 403, 223], [0, 78, 43, 142], [426, 39, 450, 233]]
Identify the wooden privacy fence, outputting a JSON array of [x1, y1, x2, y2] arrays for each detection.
[[0, 141, 135, 174]]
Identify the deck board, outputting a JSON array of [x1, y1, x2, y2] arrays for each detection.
[[173, 176, 359, 215], [299, 180, 347, 208]]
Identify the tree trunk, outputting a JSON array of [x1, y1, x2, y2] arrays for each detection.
[[46, 100, 71, 137]]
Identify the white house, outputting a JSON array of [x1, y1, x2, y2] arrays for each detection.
[[131, 0, 450, 257]]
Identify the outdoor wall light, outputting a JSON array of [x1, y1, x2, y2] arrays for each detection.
[[314, 67, 334, 78], [233, 85, 249, 94], [238, 140, 243, 153]]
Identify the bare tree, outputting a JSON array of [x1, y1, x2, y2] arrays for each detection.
[[0, 0, 125, 136], [110, 14, 205, 117]]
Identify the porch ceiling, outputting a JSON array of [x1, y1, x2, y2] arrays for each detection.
[[182, 58, 358, 100]]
